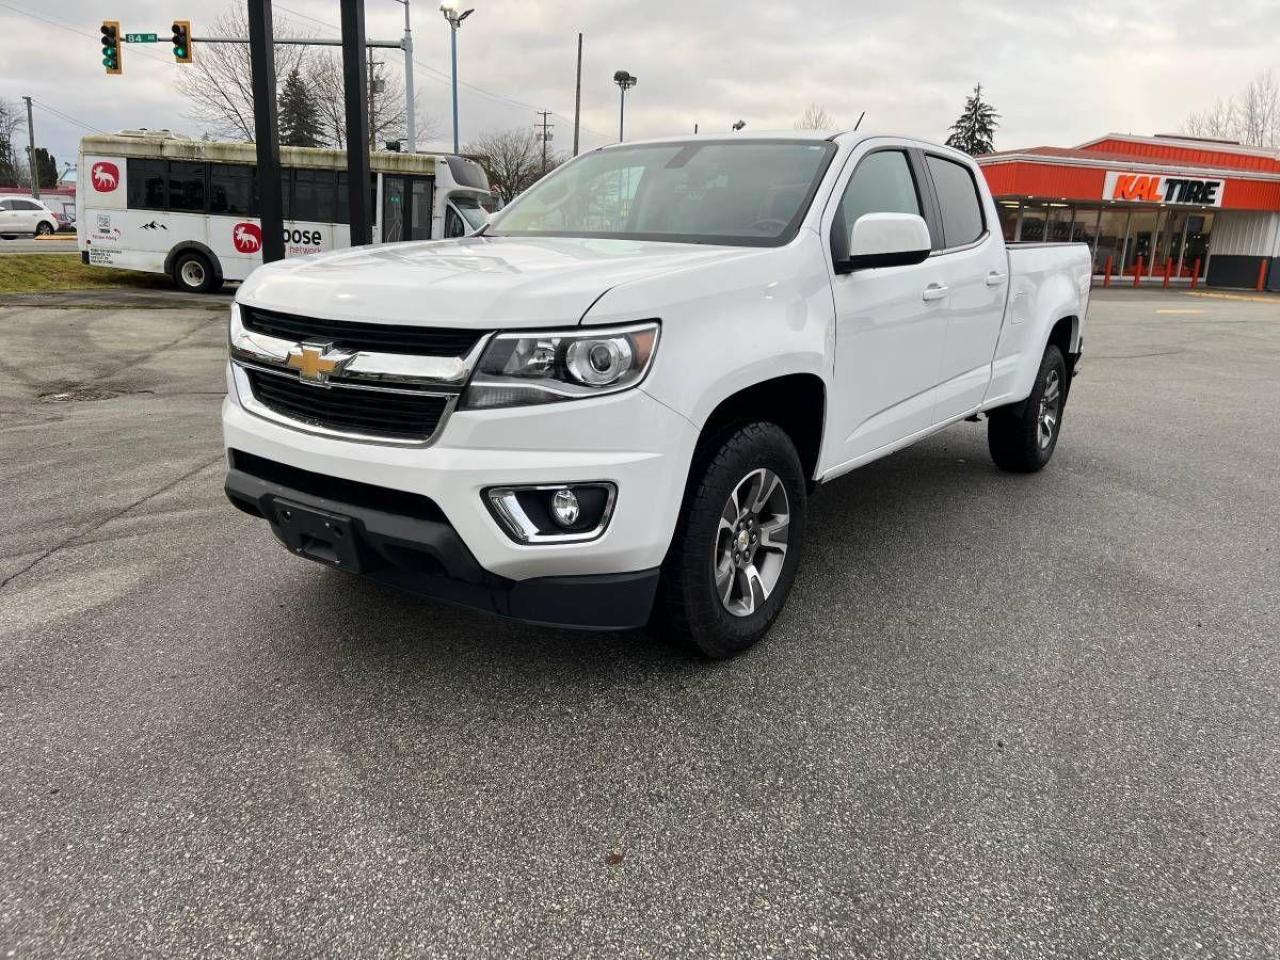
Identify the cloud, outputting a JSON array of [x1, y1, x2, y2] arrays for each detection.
[[2, 0, 1276, 170]]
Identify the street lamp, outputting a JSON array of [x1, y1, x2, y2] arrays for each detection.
[[613, 70, 637, 142], [440, 0, 474, 154]]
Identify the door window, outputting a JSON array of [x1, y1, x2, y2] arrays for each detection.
[[409, 180, 433, 240], [0, 200, 12, 210], [926, 155, 985, 247], [444, 205, 466, 238], [834, 150, 921, 244], [382, 176, 405, 242]]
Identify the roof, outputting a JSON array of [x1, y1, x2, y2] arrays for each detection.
[[78, 132, 469, 175], [978, 132, 1280, 178]]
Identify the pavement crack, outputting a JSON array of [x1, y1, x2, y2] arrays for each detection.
[[0, 454, 225, 594]]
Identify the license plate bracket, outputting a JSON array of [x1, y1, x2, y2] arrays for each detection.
[[270, 498, 363, 572]]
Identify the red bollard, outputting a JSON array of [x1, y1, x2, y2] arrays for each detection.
[[1163, 259, 1173, 288], [1104, 256, 1113, 288], [1191, 258, 1201, 289], [1133, 255, 1144, 287], [1257, 258, 1269, 292]]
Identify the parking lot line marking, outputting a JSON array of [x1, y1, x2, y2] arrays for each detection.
[[1184, 291, 1278, 304]]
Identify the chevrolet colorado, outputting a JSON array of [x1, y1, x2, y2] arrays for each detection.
[[223, 132, 1090, 658]]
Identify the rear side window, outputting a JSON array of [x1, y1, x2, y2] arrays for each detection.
[[926, 155, 985, 247]]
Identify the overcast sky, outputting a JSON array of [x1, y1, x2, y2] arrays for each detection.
[[3, 0, 1277, 177]]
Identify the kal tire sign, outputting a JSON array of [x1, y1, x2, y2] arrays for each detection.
[[1103, 171, 1225, 207]]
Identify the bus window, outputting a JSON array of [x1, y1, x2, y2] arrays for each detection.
[[294, 168, 337, 223], [127, 158, 167, 210], [168, 161, 206, 212], [209, 164, 254, 216]]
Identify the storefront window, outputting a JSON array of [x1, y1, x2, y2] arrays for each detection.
[[1046, 204, 1074, 242], [1183, 213, 1213, 278], [1071, 206, 1100, 248], [996, 201, 1019, 242], [1018, 202, 1047, 242], [1095, 207, 1129, 275]]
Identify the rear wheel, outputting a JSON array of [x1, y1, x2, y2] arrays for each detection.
[[656, 422, 806, 659], [988, 344, 1067, 472], [172, 251, 219, 294], [34, 220, 54, 236]]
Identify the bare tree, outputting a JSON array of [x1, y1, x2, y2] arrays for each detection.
[[465, 128, 557, 205], [0, 99, 26, 184], [176, 10, 435, 150], [794, 103, 837, 130], [1184, 71, 1279, 148], [176, 8, 311, 141]]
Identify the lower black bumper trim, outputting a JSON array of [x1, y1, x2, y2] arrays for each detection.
[[224, 453, 659, 631]]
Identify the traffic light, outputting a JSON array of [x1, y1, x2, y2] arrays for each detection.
[[100, 20, 122, 75], [171, 20, 192, 63]]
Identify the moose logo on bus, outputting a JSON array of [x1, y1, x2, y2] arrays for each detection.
[[91, 161, 120, 193], [232, 222, 263, 254]]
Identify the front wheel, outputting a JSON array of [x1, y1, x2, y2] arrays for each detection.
[[656, 422, 806, 659], [988, 344, 1067, 473]]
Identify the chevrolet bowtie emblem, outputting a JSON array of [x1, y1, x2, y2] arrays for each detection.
[[286, 342, 353, 384]]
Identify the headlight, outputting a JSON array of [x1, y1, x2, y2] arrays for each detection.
[[461, 321, 659, 409]]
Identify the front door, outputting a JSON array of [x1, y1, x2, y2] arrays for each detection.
[[382, 175, 435, 244], [826, 146, 951, 468]]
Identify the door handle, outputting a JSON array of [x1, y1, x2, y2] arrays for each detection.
[[922, 284, 949, 302], [985, 271, 1008, 286]]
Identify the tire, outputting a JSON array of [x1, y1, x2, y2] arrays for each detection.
[[656, 421, 807, 659], [34, 220, 54, 236], [172, 251, 219, 294], [988, 344, 1067, 473]]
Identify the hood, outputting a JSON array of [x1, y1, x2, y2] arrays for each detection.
[[236, 235, 760, 329]]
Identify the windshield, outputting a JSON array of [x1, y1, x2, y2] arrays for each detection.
[[487, 139, 836, 247], [452, 195, 489, 231]]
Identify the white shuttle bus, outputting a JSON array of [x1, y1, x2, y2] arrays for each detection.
[[77, 131, 492, 293]]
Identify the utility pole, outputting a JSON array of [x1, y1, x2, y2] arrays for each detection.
[[397, 0, 416, 153], [247, 0, 283, 262], [572, 32, 582, 157], [536, 110, 553, 173], [22, 96, 38, 199]]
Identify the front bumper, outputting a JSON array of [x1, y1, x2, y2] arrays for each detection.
[[221, 374, 700, 625], [225, 450, 659, 630]]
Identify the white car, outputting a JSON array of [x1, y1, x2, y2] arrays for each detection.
[[0, 195, 59, 238], [223, 132, 1091, 658]]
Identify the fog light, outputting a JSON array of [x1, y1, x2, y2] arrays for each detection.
[[550, 488, 580, 527], [484, 482, 617, 544]]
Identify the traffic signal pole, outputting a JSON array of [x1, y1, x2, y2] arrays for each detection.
[[340, 0, 372, 246], [246, 0, 285, 263]]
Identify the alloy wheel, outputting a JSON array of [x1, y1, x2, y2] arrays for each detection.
[[713, 467, 790, 617], [1038, 368, 1061, 449]]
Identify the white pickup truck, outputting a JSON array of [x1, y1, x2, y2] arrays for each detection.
[[223, 132, 1090, 657]]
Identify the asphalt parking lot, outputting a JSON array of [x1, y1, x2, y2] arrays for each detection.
[[1, 287, 1277, 958]]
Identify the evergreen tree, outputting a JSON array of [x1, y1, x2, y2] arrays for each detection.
[[945, 84, 999, 156], [278, 68, 323, 148], [32, 147, 58, 189]]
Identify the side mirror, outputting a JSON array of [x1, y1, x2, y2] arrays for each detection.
[[833, 212, 931, 273]]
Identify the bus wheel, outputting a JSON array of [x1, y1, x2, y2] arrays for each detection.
[[172, 251, 219, 294]]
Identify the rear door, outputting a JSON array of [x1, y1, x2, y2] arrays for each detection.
[[922, 152, 1009, 421]]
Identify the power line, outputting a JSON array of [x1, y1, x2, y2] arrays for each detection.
[[31, 99, 105, 134], [0, 0, 172, 65]]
